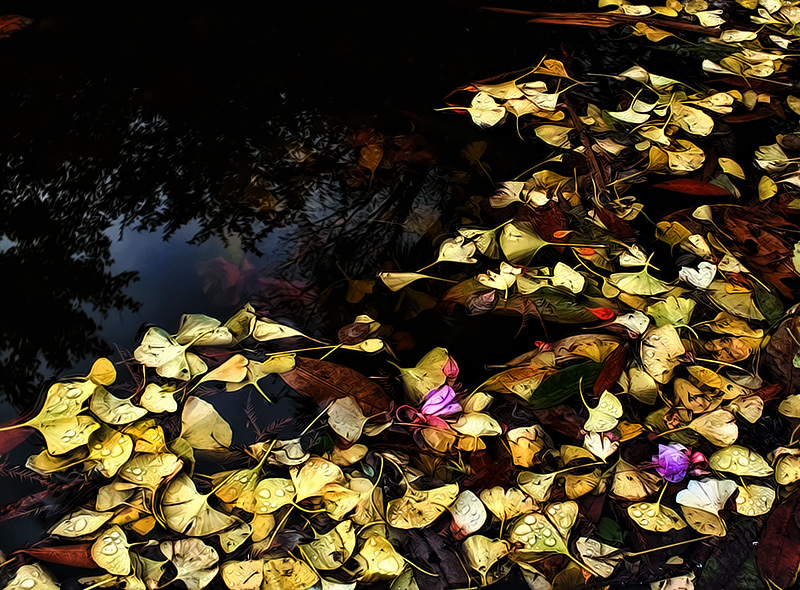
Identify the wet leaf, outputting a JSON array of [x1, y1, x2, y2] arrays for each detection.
[[160, 538, 219, 590], [91, 525, 131, 576], [161, 473, 237, 536]]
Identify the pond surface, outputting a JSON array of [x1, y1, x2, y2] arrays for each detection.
[[0, 0, 578, 572], [3, 1, 775, 588]]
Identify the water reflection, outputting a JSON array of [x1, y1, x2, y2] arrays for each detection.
[[0, 92, 452, 407]]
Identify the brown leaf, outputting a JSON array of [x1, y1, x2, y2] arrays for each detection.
[[654, 179, 731, 196], [359, 145, 383, 175], [594, 343, 628, 396], [0, 15, 32, 39], [757, 492, 800, 588], [280, 357, 393, 416], [16, 544, 98, 569]]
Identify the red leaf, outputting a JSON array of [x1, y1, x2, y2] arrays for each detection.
[[588, 307, 615, 321], [754, 382, 783, 402], [757, 492, 800, 588], [653, 179, 731, 196], [16, 544, 97, 569], [0, 15, 32, 39], [280, 357, 394, 416], [0, 425, 32, 455], [594, 344, 628, 396]]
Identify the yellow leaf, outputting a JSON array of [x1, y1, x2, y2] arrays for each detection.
[[507, 425, 551, 467], [327, 397, 370, 443], [462, 535, 509, 586], [354, 535, 405, 582], [396, 347, 454, 403], [610, 267, 670, 296], [517, 471, 556, 502], [627, 501, 686, 533], [632, 22, 674, 42], [291, 457, 345, 501], [134, 327, 207, 380], [718, 157, 745, 178], [689, 409, 738, 446], [4, 564, 60, 590], [119, 452, 182, 490], [161, 473, 237, 536], [534, 125, 573, 148], [386, 483, 459, 529], [89, 358, 117, 386], [92, 525, 132, 576], [641, 325, 685, 384], [140, 384, 178, 414], [299, 521, 356, 570], [221, 560, 263, 590], [584, 391, 623, 433], [160, 538, 220, 590], [90, 387, 147, 425], [253, 318, 305, 341], [499, 222, 549, 264], [253, 478, 296, 514], [479, 486, 537, 521], [709, 445, 772, 477], [180, 397, 232, 451], [676, 478, 736, 536], [758, 176, 778, 200], [50, 507, 114, 537], [734, 484, 775, 516]]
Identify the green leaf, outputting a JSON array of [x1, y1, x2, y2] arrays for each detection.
[[596, 517, 625, 546], [752, 282, 784, 324], [529, 362, 603, 410], [697, 518, 766, 590]]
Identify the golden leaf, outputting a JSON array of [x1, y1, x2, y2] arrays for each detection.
[[180, 397, 232, 451], [161, 473, 237, 536], [734, 484, 775, 516], [90, 387, 147, 425], [396, 347, 453, 403], [253, 318, 305, 341], [676, 478, 736, 536], [299, 521, 357, 570], [160, 538, 220, 590], [584, 391, 623, 433], [291, 457, 345, 501], [253, 478, 296, 514], [221, 560, 263, 590], [386, 483, 459, 529], [140, 384, 178, 414], [480, 486, 537, 521], [641, 325, 685, 384], [611, 460, 661, 501], [91, 525, 132, 576], [627, 501, 686, 533], [86, 427, 134, 478], [709, 446, 772, 477], [134, 327, 207, 380], [517, 471, 556, 503], [327, 397, 370, 443], [462, 536, 509, 585], [688, 409, 738, 446], [119, 452, 182, 490], [262, 557, 319, 590], [50, 507, 114, 537], [354, 535, 405, 582], [3, 564, 60, 590]]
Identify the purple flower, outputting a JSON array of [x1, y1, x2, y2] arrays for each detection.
[[654, 443, 691, 483], [421, 385, 461, 418]]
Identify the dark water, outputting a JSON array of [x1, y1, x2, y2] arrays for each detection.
[[0, 1, 748, 587]]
